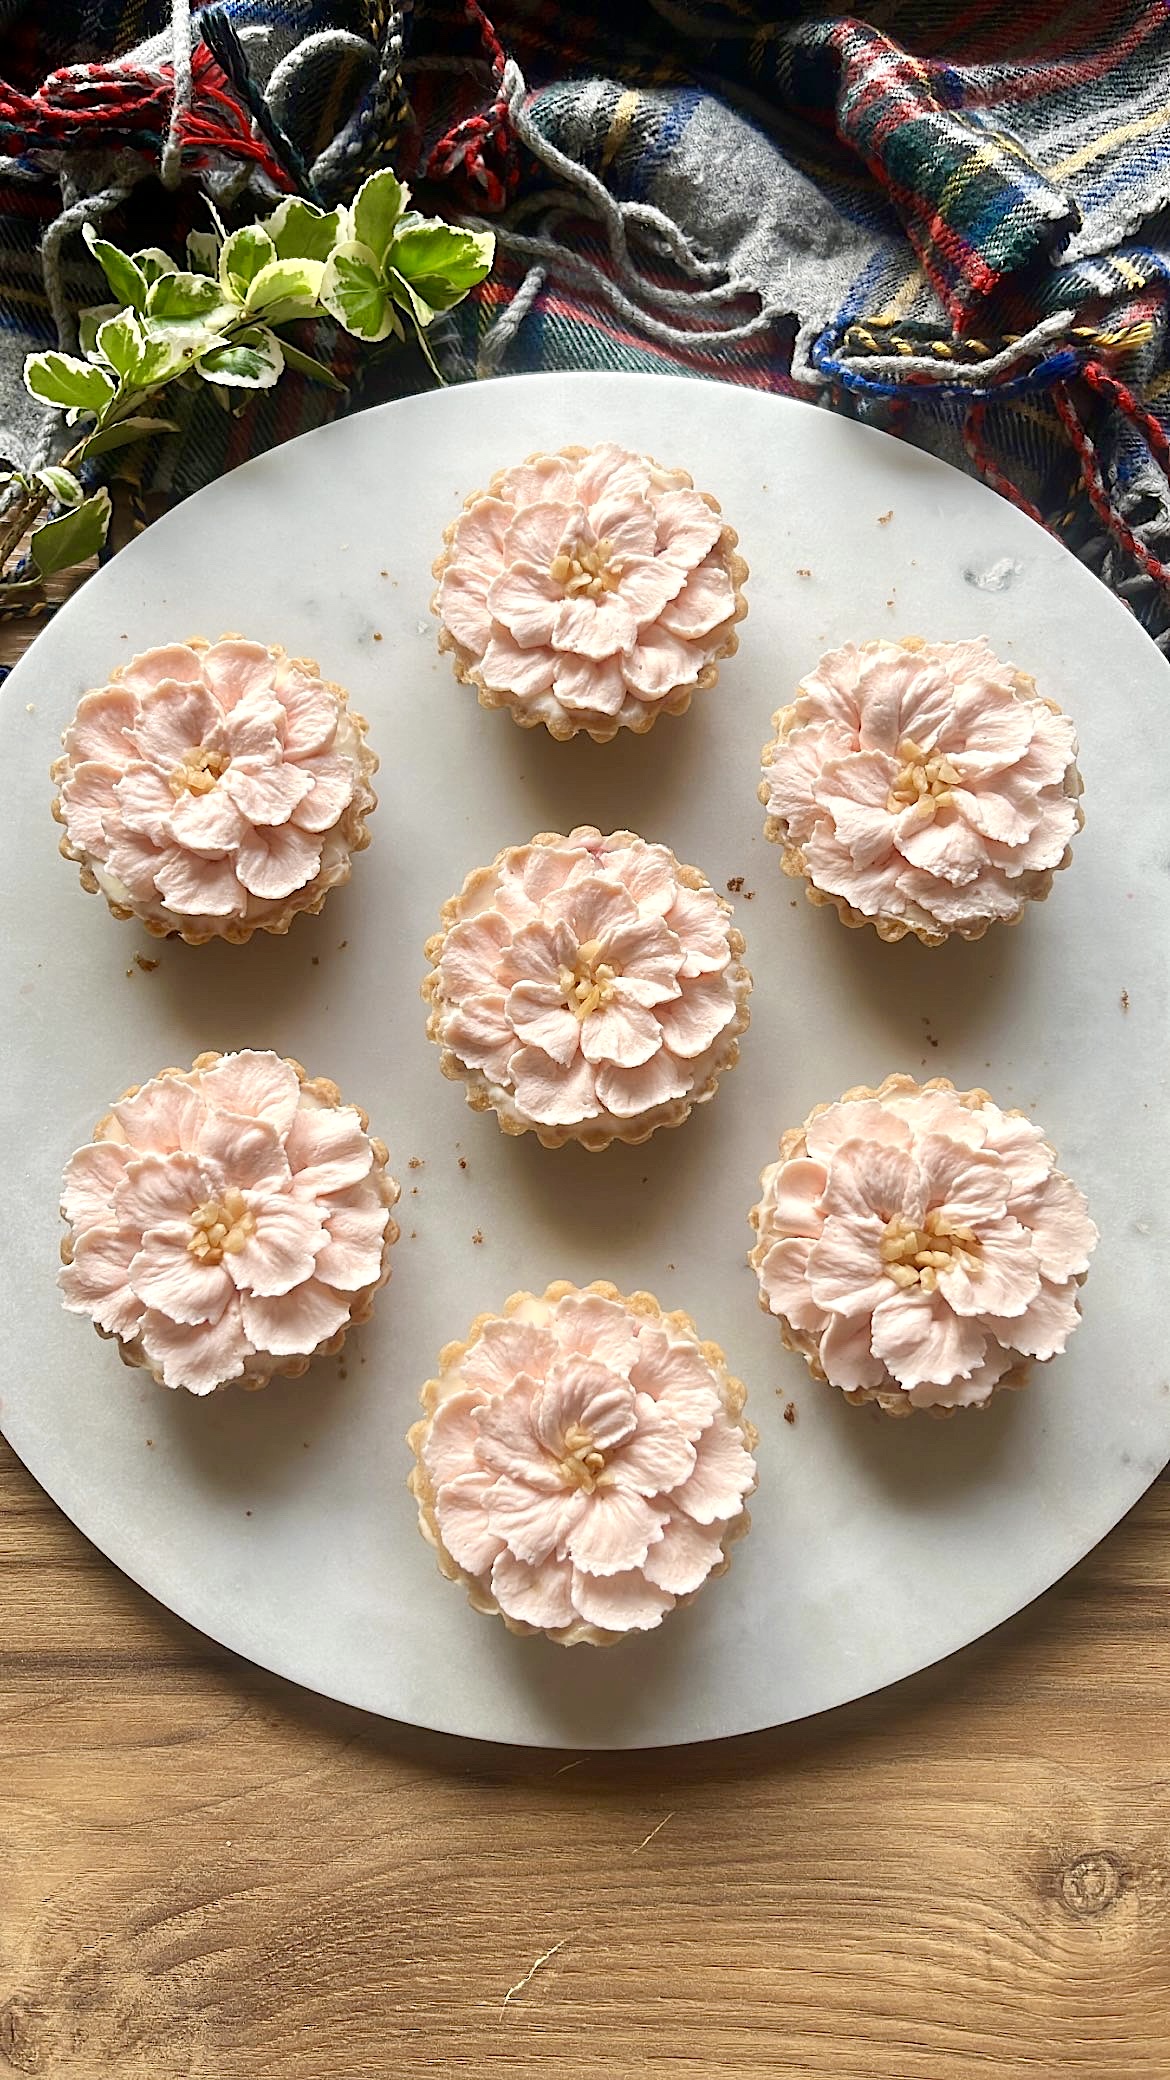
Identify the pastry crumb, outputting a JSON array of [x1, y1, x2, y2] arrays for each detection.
[[877, 510, 893, 525], [25, 702, 34, 715], [458, 1156, 467, 1170], [379, 568, 388, 577], [410, 1229, 417, 1239], [133, 952, 159, 972], [726, 876, 744, 894], [146, 1438, 154, 1447], [472, 1228, 484, 1245], [338, 939, 348, 950], [311, 955, 319, 966], [125, 967, 134, 978], [782, 1401, 797, 1425], [741, 887, 755, 900], [1121, 988, 1130, 1011], [372, 632, 383, 642], [796, 566, 811, 578], [408, 1156, 424, 1170]]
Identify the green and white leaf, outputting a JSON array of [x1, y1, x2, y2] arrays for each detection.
[[244, 257, 324, 315], [24, 352, 115, 417], [196, 326, 284, 388], [81, 415, 180, 459], [186, 228, 221, 277], [349, 169, 409, 264], [96, 309, 147, 381], [319, 241, 400, 342], [276, 339, 347, 391], [136, 328, 205, 386], [390, 222, 495, 310], [30, 489, 111, 578], [147, 270, 225, 326], [385, 265, 435, 330], [35, 465, 84, 507], [77, 304, 119, 358], [219, 225, 276, 305], [133, 247, 177, 286], [264, 197, 342, 264], [82, 226, 147, 312]]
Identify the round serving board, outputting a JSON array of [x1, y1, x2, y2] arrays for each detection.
[[2, 372, 1168, 1747]]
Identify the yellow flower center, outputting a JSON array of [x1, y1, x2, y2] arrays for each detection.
[[879, 1210, 981, 1294], [886, 737, 963, 820], [170, 744, 229, 798], [558, 1421, 611, 1493], [187, 1188, 255, 1264], [558, 938, 618, 1021], [549, 537, 620, 601]]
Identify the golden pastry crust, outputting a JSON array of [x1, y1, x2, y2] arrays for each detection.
[[51, 637, 378, 945], [760, 638, 1083, 947], [432, 446, 749, 743], [422, 830, 752, 1150], [59, 1052, 399, 1393], [408, 1280, 757, 1645]]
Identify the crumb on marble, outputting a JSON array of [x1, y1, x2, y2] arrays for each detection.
[[408, 1156, 424, 1170], [1121, 988, 1130, 1011], [372, 632, 383, 642], [796, 566, 811, 578], [25, 703, 34, 715], [878, 509, 893, 525], [133, 952, 159, 972], [380, 568, 388, 577], [783, 1401, 797, 1425], [311, 955, 319, 966], [726, 876, 744, 894], [472, 1228, 484, 1245], [338, 939, 348, 950], [458, 1156, 467, 1170]]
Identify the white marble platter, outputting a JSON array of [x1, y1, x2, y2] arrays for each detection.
[[2, 371, 1169, 1748]]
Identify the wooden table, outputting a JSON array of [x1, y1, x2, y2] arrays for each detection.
[[3, 606, 1168, 2080]]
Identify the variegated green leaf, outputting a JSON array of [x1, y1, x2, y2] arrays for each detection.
[[264, 197, 342, 264], [350, 169, 409, 264], [219, 226, 276, 305], [196, 327, 284, 388], [319, 241, 400, 342]]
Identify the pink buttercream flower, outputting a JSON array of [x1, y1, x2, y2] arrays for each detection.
[[761, 638, 1082, 943], [59, 1050, 398, 1395], [425, 827, 750, 1147], [410, 1285, 757, 1640], [750, 1076, 1097, 1412], [434, 444, 746, 739], [53, 638, 376, 940]]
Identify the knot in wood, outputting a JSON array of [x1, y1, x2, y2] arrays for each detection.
[[0, 1996, 48, 2073], [1060, 1851, 1122, 1916]]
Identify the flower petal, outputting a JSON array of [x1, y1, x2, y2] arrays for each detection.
[[196, 1109, 289, 1191], [487, 562, 562, 648], [760, 1157, 828, 1240], [510, 1046, 601, 1126], [916, 1133, 1009, 1223], [869, 1286, 987, 1391], [987, 1275, 1081, 1360], [553, 1293, 641, 1374], [579, 995, 662, 1069], [129, 1227, 234, 1325], [228, 1192, 327, 1298], [435, 1467, 503, 1576], [153, 847, 244, 917], [756, 1236, 825, 1334], [486, 1473, 587, 1567], [200, 640, 275, 711], [653, 488, 722, 564], [818, 1311, 886, 1391], [479, 632, 557, 698], [552, 652, 627, 716], [214, 690, 284, 762], [614, 554, 687, 626], [198, 1050, 301, 1134], [276, 672, 341, 758], [659, 556, 735, 640], [669, 1409, 755, 1525], [820, 1140, 922, 1224], [592, 1049, 691, 1118], [502, 500, 581, 567], [609, 1394, 695, 1496], [115, 1150, 208, 1232], [223, 757, 314, 828], [936, 1215, 1040, 1318], [622, 624, 702, 697], [168, 784, 246, 854], [114, 763, 179, 844], [552, 592, 637, 660], [653, 973, 735, 1060], [61, 1141, 129, 1231], [235, 820, 321, 901], [422, 1387, 487, 1488], [642, 1511, 727, 1595], [63, 686, 138, 763], [628, 1331, 720, 1438], [59, 1222, 144, 1337], [458, 1318, 555, 1397], [535, 1355, 637, 1457], [566, 1486, 668, 1576], [60, 761, 119, 856], [491, 1550, 576, 1629], [113, 1076, 205, 1154], [314, 1185, 390, 1291], [119, 645, 205, 695], [138, 1298, 250, 1395], [133, 680, 219, 764], [806, 1214, 891, 1317], [569, 1564, 673, 1632], [285, 1104, 373, 1195], [240, 1275, 351, 1356], [474, 1379, 557, 1486], [287, 753, 356, 833], [1013, 1170, 1097, 1281], [506, 981, 581, 1067]]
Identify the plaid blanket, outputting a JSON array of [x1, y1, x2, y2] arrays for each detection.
[[4, 0, 1170, 645]]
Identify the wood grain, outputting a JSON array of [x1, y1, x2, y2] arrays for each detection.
[[3, 598, 1168, 2080]]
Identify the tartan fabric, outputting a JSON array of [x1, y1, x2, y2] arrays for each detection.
[[3, 1, 1170, 643]]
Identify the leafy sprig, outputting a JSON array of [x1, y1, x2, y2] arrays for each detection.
[[4, 171, 493, 594]]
